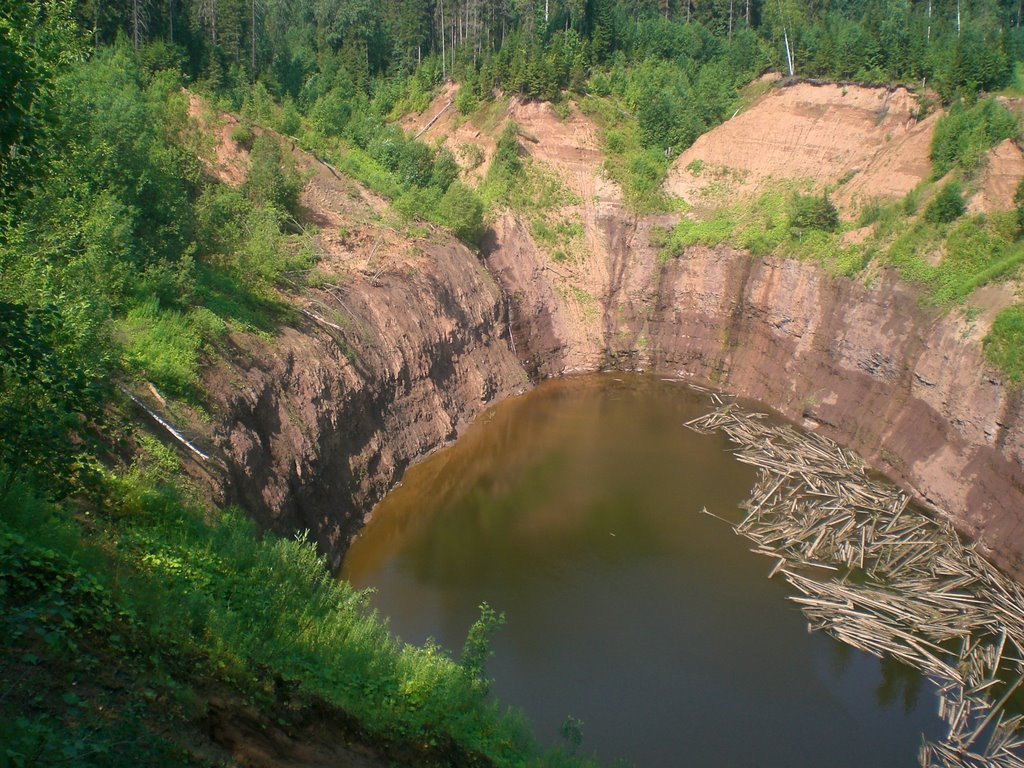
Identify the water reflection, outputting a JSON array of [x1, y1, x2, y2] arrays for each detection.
[[344, 374, 944, 767]]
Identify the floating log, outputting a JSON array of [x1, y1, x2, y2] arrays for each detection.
[[687, 400, 1024, 767]]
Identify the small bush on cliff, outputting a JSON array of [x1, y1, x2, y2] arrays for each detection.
[[494, 121, 523, 178], [438, 182, 485, 246], [243, 134, 303, 219], [924, 181, 966, 224], [789, 193, 839, 234]]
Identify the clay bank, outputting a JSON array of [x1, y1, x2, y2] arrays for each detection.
[[186, 82, 1024, 577]]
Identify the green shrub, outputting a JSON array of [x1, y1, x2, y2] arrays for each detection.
[[455, 86, 479, 115], [439, 182, 484, 246], [430, 147, 460, 191], [310, 89, 353, 137], [393, 185, 442, 221], [924, 181, 966, 224], [789, 193, 839, 233], [243, 134, 302, 218], [458, 143, 484, 170], [494, 121, 523, 177], [231, 121, 255, 150], [277, 97, 302, 136]]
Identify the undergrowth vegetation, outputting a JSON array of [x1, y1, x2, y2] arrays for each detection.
[[2, 454, 583, 767], [663, 182, 1024, 306]]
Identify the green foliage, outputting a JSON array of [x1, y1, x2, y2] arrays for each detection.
[[494, 121, 523, 178], [1015, 176, 1024, 232], [931, 98, 1019, 179], [243, 133, 303, 218], [116, 299, 204, 398], [885, 212, 1024, 304], [459, 602, 505, 684], [455, 85, 479, 115], [230, 120, 255, 150], [0, 303, 106, 501], [0, 458, 558, 767], [0, 0, 81, 212], [789, 193, 840, 233], [559, 716, 585, 754], [438, 182, 485, 246], [578, 95, 673, 213], [985, 305, 1024, 385], [924, 181, 966, 224]]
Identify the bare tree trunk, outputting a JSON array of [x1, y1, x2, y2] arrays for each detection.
[[251, 0, 256, 78], [745, 0, 750, 25], [132, 0, 140, 50], [957, 0, 961, 37], [686, 0, 691, 23], [440, 0, 446, 79], [926, 0, 931, 43], [203, 0, 217, 47], [783, 25, 794, 76], [729, 0, 733, 38]]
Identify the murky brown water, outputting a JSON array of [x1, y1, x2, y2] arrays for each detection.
[[342, 374, 943, 766]]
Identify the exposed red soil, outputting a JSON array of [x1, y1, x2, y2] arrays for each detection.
[[187, 92, 251, 186], [666, 82, 937, 217], [968, 138, 1024, 214]]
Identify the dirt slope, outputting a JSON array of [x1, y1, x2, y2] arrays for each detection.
[[665, 82, 937, 216], [968, 138, 1024, 214]]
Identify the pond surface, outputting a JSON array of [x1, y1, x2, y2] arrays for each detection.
[[342, 374, 944, 767]]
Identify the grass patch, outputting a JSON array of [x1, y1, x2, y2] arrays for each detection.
[[481, 152, 586, 260], [115, 300, 204, 399], [667, 176, 1024, 301], [884, 212, 1024, 304], [985, 305, 1024, 385]]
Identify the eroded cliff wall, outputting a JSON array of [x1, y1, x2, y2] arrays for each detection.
[[487, 218, 1024, 575], [202, 241, 527, 570]]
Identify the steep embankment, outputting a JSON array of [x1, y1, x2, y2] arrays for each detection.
[[182, 100, 527, 570], [190, 80, 1024, 578]]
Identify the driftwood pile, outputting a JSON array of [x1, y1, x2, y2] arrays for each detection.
[[685, 400, 1024, 768]]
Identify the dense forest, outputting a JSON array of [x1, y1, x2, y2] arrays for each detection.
[[4, 0, 1024, 764]]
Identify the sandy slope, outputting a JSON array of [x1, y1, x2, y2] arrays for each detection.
[[666, 82, 938, 216]]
